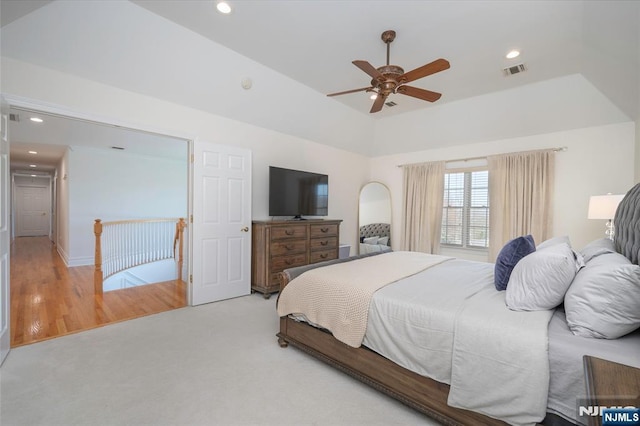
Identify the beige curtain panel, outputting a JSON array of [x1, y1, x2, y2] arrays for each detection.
[[401, 161, 445, 253], [488, 149, 555, 261]]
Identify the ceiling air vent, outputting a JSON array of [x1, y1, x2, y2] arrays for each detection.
[[9, 113, 20, 122], [385, 101, 397, 107], [503, 63, 527, 76]]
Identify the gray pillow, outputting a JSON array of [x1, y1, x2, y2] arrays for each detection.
[[505, 242, 582, 311], [564, 259, 640, 339], [580, 238, 617, 263]]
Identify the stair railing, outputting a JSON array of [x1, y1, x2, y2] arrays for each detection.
[[94, 218, 187, 291]]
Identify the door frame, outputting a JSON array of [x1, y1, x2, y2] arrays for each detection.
[[3, 95, 198, 305]]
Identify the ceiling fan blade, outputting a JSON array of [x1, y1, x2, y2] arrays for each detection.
[[327, 86, 373, 97], [353, 60, 384, 82], [370, 94, 387, 113], [397, 85, 442, 102], [400, 58, 450, 84]]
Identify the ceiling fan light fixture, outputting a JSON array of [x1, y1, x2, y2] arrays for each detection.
[[506, 50, 520, 59], [370, 93, 378, 100], [216, 1, 232, 14]]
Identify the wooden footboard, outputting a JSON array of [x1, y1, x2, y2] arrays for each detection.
[[278, 316, 508, 426], [276, 269, 508, 426]]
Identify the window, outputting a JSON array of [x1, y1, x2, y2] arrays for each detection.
[[441, 170, 489, 248]]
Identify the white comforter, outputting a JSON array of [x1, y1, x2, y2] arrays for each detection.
[[363, 258, 553, 426], [277, 251, 451, 347]]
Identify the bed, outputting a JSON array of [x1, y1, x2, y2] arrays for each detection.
[[276, 184, 640, 426], [359, 222, 392, 254]]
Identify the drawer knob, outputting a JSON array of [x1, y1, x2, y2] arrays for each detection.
[[285, 259, 293, 265], [320, 240, 328, 246], [320, 254, 328, 259], [285, 229, 294, 235], [285, 244, 294, 250], [321, 227, 329, 232]]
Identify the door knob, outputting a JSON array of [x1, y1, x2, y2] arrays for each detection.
[[241, 227, 249, 232]]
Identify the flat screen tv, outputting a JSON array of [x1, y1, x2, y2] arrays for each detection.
[[269, 166, 328, 219]]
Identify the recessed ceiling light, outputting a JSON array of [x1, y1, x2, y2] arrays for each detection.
[[216, 1, 232, 14], [29, 164, 37, 168], [28, 150, 38, 154], [30, 117, 43, 123], [506, 50, 520, 59]]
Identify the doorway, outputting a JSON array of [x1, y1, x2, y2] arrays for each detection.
[[7, 105, 190, 346]]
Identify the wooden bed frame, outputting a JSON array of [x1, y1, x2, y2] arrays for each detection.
[[276, 271, 509, 426]]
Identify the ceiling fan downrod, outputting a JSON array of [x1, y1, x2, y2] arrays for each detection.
[[381, 30, 396, 66]]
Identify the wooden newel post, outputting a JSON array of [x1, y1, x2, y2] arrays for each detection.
[[176, 218, 187, 282], [94, 219, 103, 273], [94, 219, 103, 294]]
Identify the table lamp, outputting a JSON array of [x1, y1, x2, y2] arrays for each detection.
[[587, 194, 625, 240]]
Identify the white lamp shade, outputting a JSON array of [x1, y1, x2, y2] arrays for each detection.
[[588, 194, 625, 219]]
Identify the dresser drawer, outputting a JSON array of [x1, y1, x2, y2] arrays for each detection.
[[271, 240, 307, 257], [310, 249, 337, 264], [309, 236, 338, 251], [310, 224, 338, 238], [271, 253, 307, 273], [271, 225, 308, 240]]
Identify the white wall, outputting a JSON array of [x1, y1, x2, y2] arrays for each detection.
[[55, 149, 70, 264], [369, 122, 636, 260], [1, 59, 370, 255], [67, 146, 188, 266]]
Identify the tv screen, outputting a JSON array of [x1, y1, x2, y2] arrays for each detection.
[[269, 166, 328, 218]]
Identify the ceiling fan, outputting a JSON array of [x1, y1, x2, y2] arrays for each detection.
[[327, 30, 450, 113]]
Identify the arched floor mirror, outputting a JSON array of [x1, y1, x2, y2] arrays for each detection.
[[358, 182, 392, 254]]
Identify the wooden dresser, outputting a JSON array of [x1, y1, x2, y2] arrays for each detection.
[[251, 219, 342, 298]]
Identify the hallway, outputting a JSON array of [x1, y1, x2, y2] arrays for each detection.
[[10, 236, 187, 347]]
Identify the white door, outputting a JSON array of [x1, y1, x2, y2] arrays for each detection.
[[0, 97, 11, 364], [15, 184, 50, 237], [191, 141, 251, 305]]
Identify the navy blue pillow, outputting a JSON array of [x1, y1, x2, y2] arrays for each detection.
[[494, 235, 536, 291]]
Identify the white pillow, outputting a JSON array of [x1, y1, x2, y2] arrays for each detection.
[[363, 236, 379, 245], [505, 242, 582, 311], [564, 255, 640, 339], [580, 238, 617, 263], [377, 236, 389, 246], [536, 235, 571, 251]]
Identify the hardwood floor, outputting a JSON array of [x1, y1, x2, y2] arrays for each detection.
[[10, 236, 187, 347]]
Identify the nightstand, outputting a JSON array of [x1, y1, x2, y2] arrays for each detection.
[[583, 356, 640, 426]]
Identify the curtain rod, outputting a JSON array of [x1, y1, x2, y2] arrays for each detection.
[[396, 146, 568, 168]]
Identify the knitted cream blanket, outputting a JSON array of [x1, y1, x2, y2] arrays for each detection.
[[277, 251, 451, 348]]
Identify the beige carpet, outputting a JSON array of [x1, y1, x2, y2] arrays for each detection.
[[0, 293, 439, 426]]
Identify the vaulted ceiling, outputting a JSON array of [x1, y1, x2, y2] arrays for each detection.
[[1, 0, 638, 160]]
